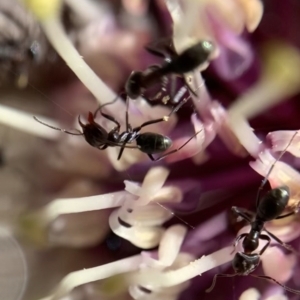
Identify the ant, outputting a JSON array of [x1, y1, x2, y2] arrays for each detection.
[[206, 130, 300, 296], [125, 38, 215, 99], [34, 95, 201, 161]]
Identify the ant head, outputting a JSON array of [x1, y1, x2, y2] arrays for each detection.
[[78, 112, 95, 129], [232, 252, 260, 275], [125, 71, 143, 99], [78, 114, 108, 148]]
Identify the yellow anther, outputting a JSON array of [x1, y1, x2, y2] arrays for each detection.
[[163, 116, 170, 122], [23, 0, 62, 20]]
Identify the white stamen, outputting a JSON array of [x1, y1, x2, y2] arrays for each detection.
[[0, 104, 59, 139], [130, 246, 234, 288], [39, 255, 142, 300], [40, 16, 124, 109]]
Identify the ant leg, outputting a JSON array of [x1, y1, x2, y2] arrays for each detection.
[[276, 202, 300, 219], [93, 97, 121, 130], [258, 234, 271, 255], [231, 206, 254, 223], [263, 228, 300, 254], [233, 233, 248, 248], [183, 76, 198, 96], [250, 274, 300, 295], [125, 97, 131, 132], [117, 135, 132, 160], [276, 211, 297, 219], [132, 117, 168, 132], [147, 130, 203, 161], [206, 273, 237, 293], [255, 130, 299, 209]]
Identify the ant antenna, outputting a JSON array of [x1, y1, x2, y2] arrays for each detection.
[[206, 273, 300, 295], [33, 116, 82, 136], [250, 274, 300, 295], [94, 91, 126, 119], [206, 273, 237, 293], [256, 130, 299, 206]]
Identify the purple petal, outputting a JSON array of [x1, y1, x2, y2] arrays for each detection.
[[206, 6, 254, 80]]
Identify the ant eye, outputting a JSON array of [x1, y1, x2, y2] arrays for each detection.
[[201, 41, 215, 53]]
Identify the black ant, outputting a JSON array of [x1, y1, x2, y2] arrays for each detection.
[[125, 38, 215, 99], [34, 96, 201, 161], [206, 130, 300, 295]]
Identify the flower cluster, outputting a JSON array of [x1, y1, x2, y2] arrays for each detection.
[[1, 0, 300, 300]]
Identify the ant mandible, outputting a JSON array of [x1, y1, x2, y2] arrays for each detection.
[[206, 130, 300, 296], [34, 96, 201, 161], [125, 38, 215, 99]]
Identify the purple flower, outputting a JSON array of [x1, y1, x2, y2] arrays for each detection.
[[2, 0, 300, 300]]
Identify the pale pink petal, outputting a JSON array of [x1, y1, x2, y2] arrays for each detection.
[[158, 225, 187, 267], [109, 210, 166, 249], [165, 115, 206, 163], [268, 130, 300, 158], [237, 0, 263, 32], [265, 220, 300, 244], [261, 247, 296, 283], [206, 6, 254, 79], [239, 288, 260, 300], [209, 101, 249, 156], [249, 150, 300, 203]]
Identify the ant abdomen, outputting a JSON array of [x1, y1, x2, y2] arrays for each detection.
[[164, 41, 215, 74], [136, 133, 172, 154], [257, 186, 290, 221]]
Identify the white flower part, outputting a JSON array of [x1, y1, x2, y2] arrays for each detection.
[[124, 167, 170, 206], [158, 225, 187, 268], [226, 113, 262, 157], [36, 190, 131, 224], [239, 288, 260, 300], [266, 296, 288, 300], [261, 247, 296, 283], [249, 150, 300, 203], [38, 255, 143, 300], [130, 246, 234, 288], [268, 130, 300, 158], [0, 104, 59, 139], [237, 0, 263, 32], [109, 167, 184, 249], [109, 212, 165, 249], [128, 225, 194, 300], [165, 0, 263, 55]]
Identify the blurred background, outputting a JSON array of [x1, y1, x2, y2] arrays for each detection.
[[1, 0, 300, 299]]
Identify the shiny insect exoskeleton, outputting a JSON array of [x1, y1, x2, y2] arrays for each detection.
[[34, 97, 201, 161], [206, 131, 300, 296], [125, 39, 215, 99]]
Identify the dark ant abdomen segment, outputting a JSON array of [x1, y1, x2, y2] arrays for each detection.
[[257, 186, 290, 221], [232, 252, 260, 275], [82, 124, 109, 148], [126, 68, 167, 99], [163, 41, 214, 74], [136, 132, 172, 154]]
